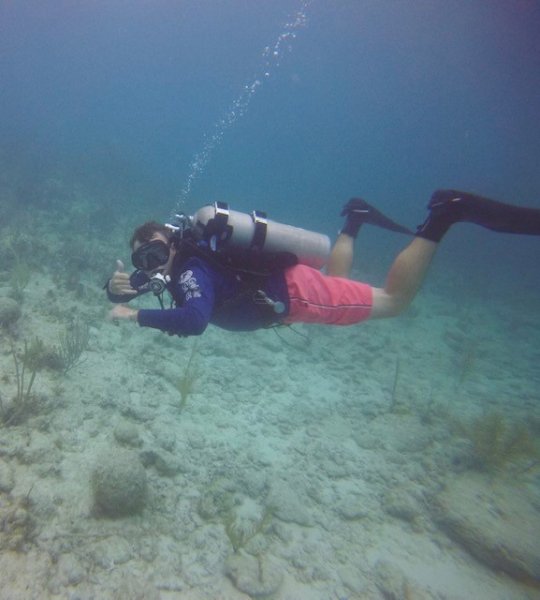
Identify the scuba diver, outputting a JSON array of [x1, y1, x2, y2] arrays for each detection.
[[106, 190, 540, 335]]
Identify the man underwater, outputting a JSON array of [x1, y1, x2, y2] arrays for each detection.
[[106, 190, 540, 335]]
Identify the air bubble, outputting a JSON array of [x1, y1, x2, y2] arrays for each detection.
[[176, 0, 311, 210]]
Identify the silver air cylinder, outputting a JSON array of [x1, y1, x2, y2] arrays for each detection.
[[192, 202, 331, 270]]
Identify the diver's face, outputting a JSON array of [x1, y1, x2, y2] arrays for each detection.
[[131, 233, 176, 276]]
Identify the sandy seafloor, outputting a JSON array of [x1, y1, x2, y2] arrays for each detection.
[[1, 192, 539, 600]]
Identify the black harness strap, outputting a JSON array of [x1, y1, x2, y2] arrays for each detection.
[[251, 210, 268, 252]]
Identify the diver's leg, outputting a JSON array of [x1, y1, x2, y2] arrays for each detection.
[[327, 198, 413, 278], [417, 189, 540, 241], [369, 188, 540, 319], [369, 237, 437, 318], [327, 233, 354, 277], [300, 237, 436, 324]]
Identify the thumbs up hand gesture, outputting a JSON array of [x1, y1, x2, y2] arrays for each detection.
[[108, 260, 137, 296]]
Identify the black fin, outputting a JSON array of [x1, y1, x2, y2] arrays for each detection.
[[428, 190, 540, 236], [342, 198, 413, 235]]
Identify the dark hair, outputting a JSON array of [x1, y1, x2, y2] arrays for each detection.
[[129, 221, 170, 249]]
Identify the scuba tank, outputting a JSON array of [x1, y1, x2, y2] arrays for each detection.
[[188, 201, 331, 270]]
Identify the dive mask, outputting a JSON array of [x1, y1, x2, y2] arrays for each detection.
[[131, 240, 170, 271]]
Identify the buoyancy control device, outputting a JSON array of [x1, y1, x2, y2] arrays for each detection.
[[168, 201, 331, 274]]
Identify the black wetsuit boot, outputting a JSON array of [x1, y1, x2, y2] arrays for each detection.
[[341, 198, 413, 238], [416, 189, 540, 242]]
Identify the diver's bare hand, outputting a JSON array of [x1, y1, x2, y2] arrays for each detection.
[[108, 260, 137, 296], [107, 304, 139, 322]]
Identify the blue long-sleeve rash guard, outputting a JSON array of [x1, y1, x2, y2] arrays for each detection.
[[107, 256, 290, 336]]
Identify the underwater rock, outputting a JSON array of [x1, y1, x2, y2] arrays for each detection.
[[374, 559, 408, 600], [267, 483, 313, 527], [374, 559, 430, 600], [338, 565, 368, 595], [432, 473, 540, 584], [153, 450, 186, 477], [335, 494, 370, 521], [91, 449, 147, 517], [197, 478, 236, 520], [88, 535, 133, 568], [382, 488, 422, 523], [0, 297, 21, 326], [0, 495, 35, 551], [0, 459, 15, 493], [113, 421, 142, 447], [55, 553, 86, 586], [120, 392, 155, 422], [225, 551, 283, 597]]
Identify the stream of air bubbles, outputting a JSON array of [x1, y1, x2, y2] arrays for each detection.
[[175, 0, 311, 214]]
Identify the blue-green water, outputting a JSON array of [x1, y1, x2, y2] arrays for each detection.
[[0, 2, 539, 598], [2, 2, 539, 216], [2, 1, 539, 293]]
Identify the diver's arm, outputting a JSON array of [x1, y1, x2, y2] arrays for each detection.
[[107, 291, 212, 335], [137, 302, 211, 336], [131, 262, 215, 336]]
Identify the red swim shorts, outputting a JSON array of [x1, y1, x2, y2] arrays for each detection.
[[283, 264, 373, 326]]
